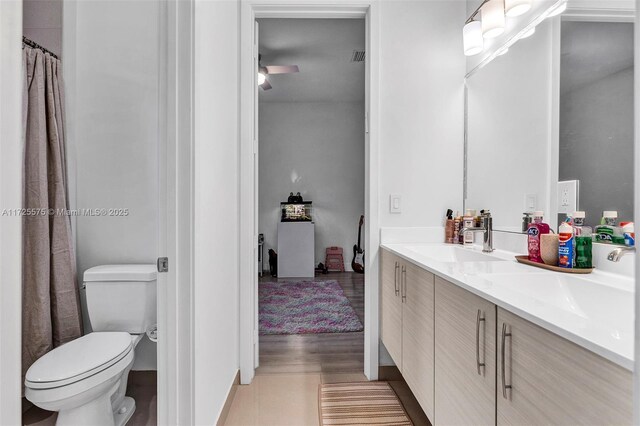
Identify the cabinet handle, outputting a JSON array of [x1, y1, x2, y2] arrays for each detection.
[[501, 322, 512, 399], [476, 309, 486, 375], [394, 262, 400, 296], [401, 265, 407, 303]]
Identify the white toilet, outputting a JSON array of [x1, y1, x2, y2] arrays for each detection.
[[25, 264, 157, 426]]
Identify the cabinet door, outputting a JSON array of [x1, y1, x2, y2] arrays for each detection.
[[497, 308, 632, 425], [435, 277, 496, 426], [380, 249, 403, 370], [402, 261, 435, 421]]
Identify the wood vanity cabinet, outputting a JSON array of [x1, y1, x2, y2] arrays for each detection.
[[381, 248, 632, 426], [434, 277, 496, 426], [380, 249, 435, 420], [402, 260, 435, 419], [380, 249, 403, 370], [497, 307, 632, 425]]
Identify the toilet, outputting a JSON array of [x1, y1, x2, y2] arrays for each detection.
[[25, 264, 157, 426]]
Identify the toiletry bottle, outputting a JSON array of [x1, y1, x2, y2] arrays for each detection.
[[573, 211, 593, 269], [595, 211, 625, 244], [522, 212, 533, 233], [463, 209, 476, 245], [445, 209, 454, 244], [621, 222, 635, 247], [527, 211, 550, 263], [558, 218, 575, 269], [453, 212, 461, 244]]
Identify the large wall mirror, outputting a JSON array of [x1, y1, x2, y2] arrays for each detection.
[[465, 3, 635, 243]]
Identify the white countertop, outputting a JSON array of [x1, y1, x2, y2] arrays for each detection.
[[381, 242, 635, 371]]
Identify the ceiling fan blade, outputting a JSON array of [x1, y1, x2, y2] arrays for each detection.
[[265, 65, 299, 74], [261, 79, 272, 90]]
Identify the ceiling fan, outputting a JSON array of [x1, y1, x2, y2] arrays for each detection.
[[258, 54, 299, 91]]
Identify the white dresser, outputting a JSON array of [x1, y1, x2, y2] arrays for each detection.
[[277, 222, 315, 278]]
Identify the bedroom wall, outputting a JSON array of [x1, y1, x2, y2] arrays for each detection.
[[259, 102, 365, 271]]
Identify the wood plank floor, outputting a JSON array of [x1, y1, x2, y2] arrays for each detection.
[[257, 272, 364, 375]]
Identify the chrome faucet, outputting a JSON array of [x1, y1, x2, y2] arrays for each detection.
[[461, 210, 494, 253], [607, 246, 635, 262]]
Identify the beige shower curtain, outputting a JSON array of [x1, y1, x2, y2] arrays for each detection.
[[22, 47, 83, 380]]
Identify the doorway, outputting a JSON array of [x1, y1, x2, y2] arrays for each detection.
[[256, 18, 366, 375], [239, 2, 381, 385]]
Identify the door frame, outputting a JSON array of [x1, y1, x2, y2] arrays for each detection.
[[0, 0, 24, 424], [239, 0, 380, 384], [160, 0, 195, 424]]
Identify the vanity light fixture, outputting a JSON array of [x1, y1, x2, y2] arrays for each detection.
[[521, 26, 536, 38], [505, 0, 532, 17], [464, 20, 484, 56], [257, 72, 266, 85], [481, 0, 506, 39], [547, 1, 568, 17]]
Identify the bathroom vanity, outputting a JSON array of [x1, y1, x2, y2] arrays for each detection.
[[380, 243, 633, 425]]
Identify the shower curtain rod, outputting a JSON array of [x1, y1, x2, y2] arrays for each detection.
[[22, 36, 59, 59]]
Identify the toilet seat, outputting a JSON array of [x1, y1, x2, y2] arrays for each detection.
[[25, 332, 133, 390]]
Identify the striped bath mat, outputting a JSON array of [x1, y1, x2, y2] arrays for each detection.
[[318, 382, 413, 425]]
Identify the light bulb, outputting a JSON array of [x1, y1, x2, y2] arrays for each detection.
[[505, 0, 532, 17], [257, 72, 266, 85], [482, 0, 506, 39], [547, 1, 567, 17], [463, 21, 484, 56], [521, 26, 536, 39]]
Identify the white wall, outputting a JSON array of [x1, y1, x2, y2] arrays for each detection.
[[23, 0, 62, 56], [194, 0, 240, 423], [379, 0, 466, 229], [259, 102, 365, 271], [377, 0, 466, 364], [466, 20, 554, 231], [64, 0, 160, 370]]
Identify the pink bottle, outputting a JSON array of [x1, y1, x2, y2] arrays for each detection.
[[527, 211, 550, 263]]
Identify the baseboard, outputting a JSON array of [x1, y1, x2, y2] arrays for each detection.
[[216, 370, 240, 426], [378, 365, 403, 381]]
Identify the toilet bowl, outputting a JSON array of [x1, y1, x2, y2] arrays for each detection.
[[25, 332, 142, 426], [25, 264, 157, 426]]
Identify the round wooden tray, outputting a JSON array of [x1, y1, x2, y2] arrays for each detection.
[[514, 255, 594, 274]]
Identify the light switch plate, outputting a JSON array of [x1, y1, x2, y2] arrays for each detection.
[[389, 194, 402, 214], [557, 180, 579, 214], [525, 193, 537, 212]]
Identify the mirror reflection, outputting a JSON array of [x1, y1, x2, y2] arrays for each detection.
[[466, 13, 635, 247]]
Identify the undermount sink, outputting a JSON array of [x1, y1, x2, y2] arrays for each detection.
[[404, 245, 504, 263], [483, 273, 633, 330]]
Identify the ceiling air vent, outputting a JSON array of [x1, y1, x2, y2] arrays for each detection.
[[350, 50, 366, 62]]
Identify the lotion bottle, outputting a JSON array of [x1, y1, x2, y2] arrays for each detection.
[[527, 211, 550, 263]]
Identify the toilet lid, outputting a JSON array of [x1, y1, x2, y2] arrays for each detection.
[[25, 332, 133, 389]]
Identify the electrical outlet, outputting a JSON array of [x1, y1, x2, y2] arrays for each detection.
[[557, 180, 579, 214], [390, 194, 402, 214]]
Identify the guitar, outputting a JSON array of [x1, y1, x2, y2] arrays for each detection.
[[352, 215, 365, 273]]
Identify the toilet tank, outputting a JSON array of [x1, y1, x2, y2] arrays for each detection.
[[84, 264, 157, 334]]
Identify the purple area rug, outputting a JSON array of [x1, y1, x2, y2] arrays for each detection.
[[259, 280, 364, 335]]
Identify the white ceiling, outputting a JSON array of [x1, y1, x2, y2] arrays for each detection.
[[560, 21, 634, 94], [257, 18, 365, 103]]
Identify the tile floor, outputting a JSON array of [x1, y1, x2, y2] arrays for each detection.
[[22, 371, 157, 426], [221, 372, 431, 426]]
